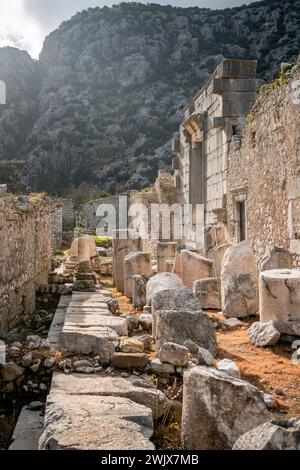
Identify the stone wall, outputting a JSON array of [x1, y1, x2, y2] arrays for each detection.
[[51, 201, 63, 253], [226, 65, 300, 265], [61, 199, 75, 232], [81, 194, 129, 236], [0, 192, 52, 334]]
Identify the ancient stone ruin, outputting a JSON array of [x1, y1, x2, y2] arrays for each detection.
[[1, 57, 300, 452]]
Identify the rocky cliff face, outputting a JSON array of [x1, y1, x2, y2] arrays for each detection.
[[0, 1, 300, 195]]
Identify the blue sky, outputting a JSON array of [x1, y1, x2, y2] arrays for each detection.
[[0, 1, 256, 58]]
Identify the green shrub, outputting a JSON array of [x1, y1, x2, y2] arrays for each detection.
[[94, 236, 113, 248]]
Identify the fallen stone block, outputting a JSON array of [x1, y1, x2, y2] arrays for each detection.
[[150, 359, 175, 375], [183, 340, 200, 356], [181, 366, 272, 450], [222, 318, 247, 330], [113, 353, 148, 370], [139, 313, 152, 332], [152, 286, 201, 337], [259, 269, 300, 336], [193, 278, 221, 310], [217, 359, 241, 379], [124, 252, 152, 299], [260, 247, 293, 272], [197, 347, 214, 367], [134, 335, 152, 352], [248, 321, 281, 347], [221, 241, 259, 318], [120, 337, 144, 353], [263, 394, 277, 410], [146, 272, 183, 305], [181, 250, 213, 289], [158, 342, 189, 367], [233, 419, 300, 450], [156, 309, 217, 356], [132, 275, 147, 309], [212, 244, 230, 277]]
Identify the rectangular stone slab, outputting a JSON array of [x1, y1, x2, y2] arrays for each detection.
[[59, 329, 117, 357], [64, 315, 127, 336], [44, 393, 153, 432], [39, 415, 154, 450], [50, 373, 170, 420], [62, 325, 119, 340]]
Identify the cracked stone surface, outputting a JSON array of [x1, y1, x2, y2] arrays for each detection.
[[259, 269, 300, 335]]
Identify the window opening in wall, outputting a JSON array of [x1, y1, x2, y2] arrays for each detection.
[[236, 200, 246, 242]]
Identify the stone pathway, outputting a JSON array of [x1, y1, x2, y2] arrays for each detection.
[[21, 288, 164, 450]]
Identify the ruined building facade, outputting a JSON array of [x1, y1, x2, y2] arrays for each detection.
[[173, 58, 300, 266], [173, 59, 257, 249]]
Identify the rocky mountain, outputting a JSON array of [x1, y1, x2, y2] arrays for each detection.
[[0, 0, 300, 196]]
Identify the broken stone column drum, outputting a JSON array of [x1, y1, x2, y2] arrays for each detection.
[[259, 269, 300, 336]]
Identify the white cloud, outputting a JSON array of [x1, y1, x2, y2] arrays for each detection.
[[0, 0, 44, 58]]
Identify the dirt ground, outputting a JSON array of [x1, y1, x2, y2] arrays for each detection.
[[213, 314, 300, 418]]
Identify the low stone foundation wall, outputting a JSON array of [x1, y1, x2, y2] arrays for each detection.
[[0, 192, 52, 334]]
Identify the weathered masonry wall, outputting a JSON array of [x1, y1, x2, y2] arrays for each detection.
[[227, 66, 300, 265], [0, 192, 52, 334], [173, 59, 257, 248]]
